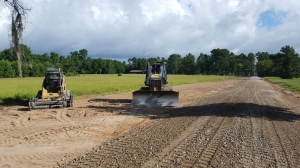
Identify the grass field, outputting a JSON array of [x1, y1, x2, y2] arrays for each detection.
[[0, 74, 237, 105], [264, 77, 300, 94]]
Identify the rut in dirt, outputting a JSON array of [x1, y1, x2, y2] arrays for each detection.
[[61, 77, 300, 168]]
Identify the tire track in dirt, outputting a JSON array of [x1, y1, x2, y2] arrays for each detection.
[[259, 82, 300, 167], [204, 79, 256, 167], [0, 126, 91, 167], [210, 78, 295, 167], [141, 115, 212, 168], [232, 79, 264, 167], [245, 78, 298, 167], [3, 78, 299, 167], [142, 81, 247, 168], [0, 110, 125, 167], [190, 117, 231, 168], [254, 80, 291, 167], [61, 80, 250, 167], [268, 88, 300, 137], [12, 112, 31, 127], [0, 128, 115, 167], [211, 111, 254, 167], [273, 123, 300, 167], [55, 109, 71, 122], [248, 82, 264, 168], [1, 110, 110, 145], [1, 115, 120, 146], [0, 152, 74, 168], [237, 83, 256, 167], [61, 112, 199, 167], [263, 118, 289, 167]]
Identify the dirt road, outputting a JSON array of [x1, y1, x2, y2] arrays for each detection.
[[1, 77, 300, 167]]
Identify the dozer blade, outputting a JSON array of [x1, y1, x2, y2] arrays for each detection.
[[131, 90, 181, 106]]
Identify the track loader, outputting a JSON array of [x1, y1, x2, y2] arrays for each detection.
[[131, 62, 181, 106], [28, 67, 73, 110]]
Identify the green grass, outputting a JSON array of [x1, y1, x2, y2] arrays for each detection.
[[265, 77, 300, 94], [0, 74, 237, 105]]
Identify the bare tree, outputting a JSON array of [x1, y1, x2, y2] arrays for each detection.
[[4, 0, 31, 77]]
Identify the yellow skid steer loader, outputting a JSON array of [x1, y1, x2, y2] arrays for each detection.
[[28, 67, 73, 110]]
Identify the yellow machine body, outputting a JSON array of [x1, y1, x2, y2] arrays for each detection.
[[28, 67, 73, 109], [131, 62, 181, 106]]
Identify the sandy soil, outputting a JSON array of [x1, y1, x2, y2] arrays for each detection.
[[0, 79, 243, 168]]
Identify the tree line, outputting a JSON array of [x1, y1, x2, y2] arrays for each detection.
[[0, 44, 299, 79]]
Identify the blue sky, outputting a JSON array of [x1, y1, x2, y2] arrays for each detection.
[[257, 9, 286, 28], [0, 0, 300, 60]]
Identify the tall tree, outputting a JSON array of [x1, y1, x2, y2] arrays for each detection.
[[255, 52, 272, 77], [182, 53, 196, 74], [105, 59, 115, 74], [210, 48, 231, 75], [78, 49, 88, 60], [147, 57, 161, 64], [167, 54, 182, 74], [4, 0, 31, 77], [236, 53, 253, 76], [256, 60, 273, 77], [92, 58, 106, 74], [247, 53, 255, 76], [277, 45, 300, 79], [114, 60, 125, 74], [0, 59, 16, 77], [137, 58, 147, 70], [0, 48, 15, 61], [127, 57, 138, 69], [78, 49, 88, 73], [196, 53, 211, 75], [256, 52, 270, 61], [50, 52, 60, 66]]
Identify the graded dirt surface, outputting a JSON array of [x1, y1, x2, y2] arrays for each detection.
[[1, 77, 300, 168]]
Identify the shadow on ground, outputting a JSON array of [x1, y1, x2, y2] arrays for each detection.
[[86, 98, 300, 122], [168, 103, 300, 122], [9, 97, 300, 122], [88, 98, 132, 103]]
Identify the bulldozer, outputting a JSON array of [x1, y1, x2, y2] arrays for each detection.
[[28, 67, 73, 110], [131, 62, 181, 106]]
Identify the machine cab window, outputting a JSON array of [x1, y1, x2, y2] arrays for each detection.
[[44, 73, 61, 92]]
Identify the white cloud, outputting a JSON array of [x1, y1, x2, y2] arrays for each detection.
[[0, 0, 299, 60], [140, 0, 190, 24]]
